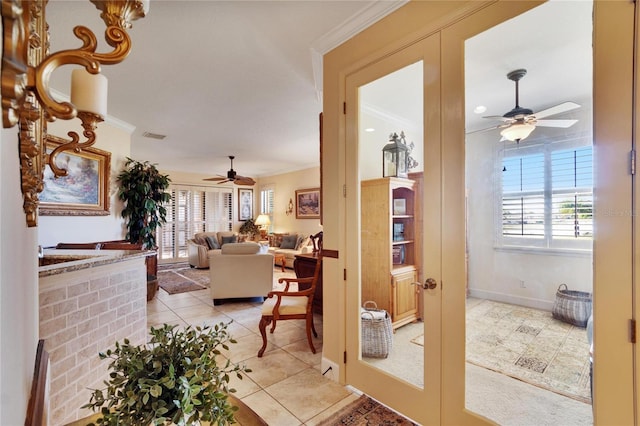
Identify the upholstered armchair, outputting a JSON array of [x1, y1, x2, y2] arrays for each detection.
[[209, 242, 274, 305]]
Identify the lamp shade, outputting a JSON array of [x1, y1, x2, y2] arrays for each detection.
[[500, 123, 535, 142], [255, 214, 271, 227], [71, 69, 108, 117]]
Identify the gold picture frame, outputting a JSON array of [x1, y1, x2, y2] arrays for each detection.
[[39, 135, 111, 216], [295, 187, 321, 219]]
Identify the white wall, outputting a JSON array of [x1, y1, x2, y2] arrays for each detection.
[[466, 130, 593, 310], [37, 119, 133, 247], [1, 128, 39, 425]]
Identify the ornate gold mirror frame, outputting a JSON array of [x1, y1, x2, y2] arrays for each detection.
[[1, 0, 147, 227]]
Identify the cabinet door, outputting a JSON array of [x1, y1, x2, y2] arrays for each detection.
[[391, 268, 419, 328]]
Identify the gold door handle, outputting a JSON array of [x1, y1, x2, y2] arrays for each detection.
[[424, 278, 437, 290]]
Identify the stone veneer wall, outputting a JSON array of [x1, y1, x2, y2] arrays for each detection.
[[39, 258, 147, 425]]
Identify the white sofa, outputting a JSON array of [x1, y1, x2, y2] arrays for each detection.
[[266, 233, 314, 269], [208, 242, 274, 304], [187, 231, 237, 269]]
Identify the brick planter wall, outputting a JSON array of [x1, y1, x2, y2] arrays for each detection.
[[39, 257, 147, 425]]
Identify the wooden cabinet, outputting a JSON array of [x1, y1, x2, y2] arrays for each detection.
[[361, 177, 420, 329]]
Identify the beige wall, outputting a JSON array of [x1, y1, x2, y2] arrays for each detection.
[[1, 128, 40, 425], [162, 167, 321, 238]]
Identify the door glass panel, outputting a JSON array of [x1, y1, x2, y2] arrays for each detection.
[[464, 1, 593, 423], [359, 61, 424, 388]]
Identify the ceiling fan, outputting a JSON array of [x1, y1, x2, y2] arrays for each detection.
[[203, 155, 256, 186], [472, 68, 580, 143]]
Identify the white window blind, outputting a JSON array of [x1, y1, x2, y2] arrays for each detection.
[[500, 143, 593, 251], [260, 187, 274, 233], [158, 185, 232, 261]]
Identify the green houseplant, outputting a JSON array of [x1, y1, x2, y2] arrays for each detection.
[[117, 158, 172, 250], [83, 322, 251, 426], [238, 217, 260, 241]]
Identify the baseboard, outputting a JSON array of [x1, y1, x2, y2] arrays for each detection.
[[468, 289, 554, 311], [321, 357, 340, 382]]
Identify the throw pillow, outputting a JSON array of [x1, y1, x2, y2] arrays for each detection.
[[205, 235, 220, 250], [280, 234, 298, 250], [221, 235, 237, 246], [295, 235, 310, 250]]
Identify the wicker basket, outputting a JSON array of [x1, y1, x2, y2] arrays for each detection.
[[552, 283, 592, 328], [361, 301, 393, 358]]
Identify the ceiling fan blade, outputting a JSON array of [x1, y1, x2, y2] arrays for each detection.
[[535, 119, 578, 128], [482, 115, 512, 121], [533, 101, 580, 119], [235, 175, 256, 186], [203, 176, 226, 181], [466, 123, 510, 135]]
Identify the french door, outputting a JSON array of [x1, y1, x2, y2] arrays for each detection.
[[342, 1, 635, 424]]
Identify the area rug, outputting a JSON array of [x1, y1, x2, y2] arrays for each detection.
[[411, 299, 591, 403], [157, 270, 207, 295], [317, 395, 417, 426]]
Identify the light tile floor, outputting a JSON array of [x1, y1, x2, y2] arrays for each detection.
[[147, 286, 360, 425]]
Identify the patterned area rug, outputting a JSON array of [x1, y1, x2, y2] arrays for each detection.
[[412, 299, 591, 403], [317, 395, 416, 426], [157, 269, 207, 294], [157, 262, 294, 295]]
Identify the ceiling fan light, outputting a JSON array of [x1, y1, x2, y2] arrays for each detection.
[[500, 123, 535, 142]]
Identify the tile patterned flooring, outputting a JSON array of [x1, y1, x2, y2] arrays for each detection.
[[147, 287, 360, 425]]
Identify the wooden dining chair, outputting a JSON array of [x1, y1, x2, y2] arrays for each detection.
[[258, 256, 322, 357]]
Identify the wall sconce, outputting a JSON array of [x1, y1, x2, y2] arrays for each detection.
[[285, 198, 294, 216], [1, 0, 148, 227]]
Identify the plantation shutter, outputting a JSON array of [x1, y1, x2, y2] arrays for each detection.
[[551, 147, 593, 239], [501, 153, 545, 238]]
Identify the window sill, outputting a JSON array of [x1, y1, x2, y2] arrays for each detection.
[[494, 245, 593, 258]]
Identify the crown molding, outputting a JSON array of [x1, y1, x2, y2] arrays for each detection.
[[310, 0, 408, 102]]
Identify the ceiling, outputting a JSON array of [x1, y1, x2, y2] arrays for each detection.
[[44, 1, 591, 181]]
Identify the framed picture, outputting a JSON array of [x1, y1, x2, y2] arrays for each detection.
[[39, 135, 111, 216], [238, 188, 253, 221], [295, 187, 321, 219]]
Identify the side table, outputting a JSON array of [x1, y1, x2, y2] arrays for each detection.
[[274, 253, 286, 272]]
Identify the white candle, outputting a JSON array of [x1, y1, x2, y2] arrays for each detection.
[[71, 69, 108, 117]]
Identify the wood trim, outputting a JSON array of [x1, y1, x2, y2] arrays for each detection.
[[25, 339, 48, 426], [322, 249, 339, 258]]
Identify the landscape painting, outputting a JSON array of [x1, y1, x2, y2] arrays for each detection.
[[39, 135, 111, 216], [295, 187, 321, 219]]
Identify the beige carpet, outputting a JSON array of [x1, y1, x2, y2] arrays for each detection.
[[465, 299, 591, 403], [411, 299, 591, 403]]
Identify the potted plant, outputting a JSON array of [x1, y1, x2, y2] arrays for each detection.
[[238, 217, 260, 241], [117, 158, 171, 300], [117, 158, 172, 249], [82, 322, 252, 426]]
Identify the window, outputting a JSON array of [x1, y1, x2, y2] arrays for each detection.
[[158, 185, 232, 261], [260, 187, 274, 233], [500, 141, 592, 251]]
